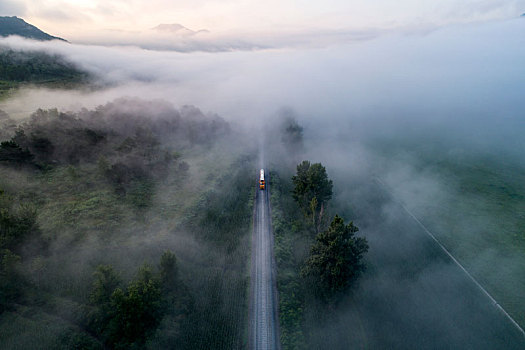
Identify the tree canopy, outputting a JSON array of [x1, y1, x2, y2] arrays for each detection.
[[302, 215, 368, 300], [107, 264, 162, 348], [292, 160, 333, 231], [0, 140, 34, 165]]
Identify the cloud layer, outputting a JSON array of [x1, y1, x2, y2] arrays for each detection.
[[1, 17, 524, 159], [4, 0, 525, 49]]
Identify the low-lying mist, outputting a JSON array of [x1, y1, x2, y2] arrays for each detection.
[[2, 18, 524, 157], [1, 16, 525, 348]]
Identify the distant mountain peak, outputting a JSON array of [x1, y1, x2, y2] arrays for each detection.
[[0, 16, 66, 41], [153, 23, 187, 32], [151, 23, 209, 35]]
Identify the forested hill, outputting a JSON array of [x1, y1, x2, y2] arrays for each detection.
[[0, 18, 91, 98], [0, 17, 83, 90], [0, 48, 89, 83], [0, 16, 66, 41], [0, 47, 90, 98]]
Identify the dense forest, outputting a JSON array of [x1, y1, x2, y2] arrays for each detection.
[[0, 47, 90, 99], [0, 99, 254, 349], [0, 48, 87, 82]]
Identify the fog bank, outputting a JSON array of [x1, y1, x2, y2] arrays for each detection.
[[1, 19, 524, 155]]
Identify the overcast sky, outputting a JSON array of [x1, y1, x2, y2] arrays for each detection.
[[1, 0, 524, 45]]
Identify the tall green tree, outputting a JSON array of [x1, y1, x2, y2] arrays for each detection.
[[90, 265, 121, 306], [302, 215, 368, 300], [88, 265, 121, 337], [107, 264, 162, 348], [292, 161, 333, 232]]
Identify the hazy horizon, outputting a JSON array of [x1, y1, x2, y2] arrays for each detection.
[[1, 1, 525, 50], [2, 16, 524, 163]]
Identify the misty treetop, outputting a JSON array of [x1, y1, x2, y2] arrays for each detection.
[[292, 160, 333, 232], [290, 162, 368, 300], [292, 161, 333, 209], [273, 160, 369, 347], [0, 100, 230, 202], [279, 111, 304, 155], [0, 100, 233, 217], [88, 252, 192, 349], [302, 215, 368, 300]]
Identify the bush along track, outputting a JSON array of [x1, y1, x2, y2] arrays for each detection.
[[269, 170, 307, 349]]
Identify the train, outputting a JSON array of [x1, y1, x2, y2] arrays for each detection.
[[259, 169, 265, 190]]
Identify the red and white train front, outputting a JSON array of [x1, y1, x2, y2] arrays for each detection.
[[259, 169, 265, 190]]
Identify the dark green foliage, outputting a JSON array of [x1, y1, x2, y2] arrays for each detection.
[[180, 156, 253, 349], [302, 215, 368, 300], [0, 100, 243, 348], [0, 38, 88, 98], [278, 277, 305, 348], [126, 179, 154, 209], [0, 192, 39, 251], [0, 249, 22, 313], [272, 166, 368, 348], [292, 161, 333, 209], [88, 253, 194, 349], [4, 103, 226, 204], [89, 263, 163, 348], [292, 161, 333, 232], [57, 330, 103, 350], [194, 156, 253, 248], [13, 110, 110, 165], [0, 49, 87, 83], [7, 104, 207, 209], [0, 189, 41, 314], [269, 171, 308, 349], [0, 140, 34, 165], [150, 251, 194, 349], [107, 265, 162, 348], [90, 265, 121, 306], [29, 134, 54, 162], [88, 265, 121, 336]]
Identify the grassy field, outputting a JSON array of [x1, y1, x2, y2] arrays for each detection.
[[375, 144, 525, 328]]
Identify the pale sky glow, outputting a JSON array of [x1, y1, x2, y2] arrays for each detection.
[[1, 0, 525, 47]]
